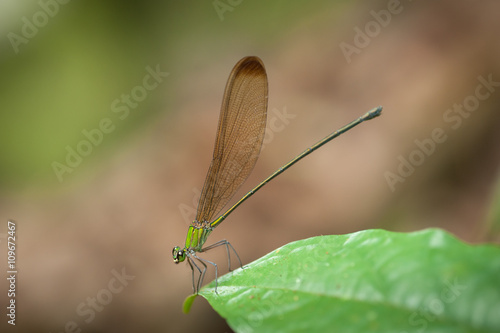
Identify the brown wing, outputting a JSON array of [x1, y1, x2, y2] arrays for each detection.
[[195, 56, 268, 223]]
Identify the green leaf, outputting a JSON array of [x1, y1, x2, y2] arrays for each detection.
[[182, 294, 197, 314], [198, 229, 500, 333]]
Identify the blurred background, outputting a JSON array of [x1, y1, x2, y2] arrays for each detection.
[[1, 0, 499, 332]]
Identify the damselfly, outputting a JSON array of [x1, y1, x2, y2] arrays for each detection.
[[172, 56, 382, 293]]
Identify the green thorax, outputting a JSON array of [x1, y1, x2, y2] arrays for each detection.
[[185, 224, 213, 251]]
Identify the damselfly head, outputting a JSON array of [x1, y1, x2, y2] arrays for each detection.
[[172, 246, 186, 264]]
